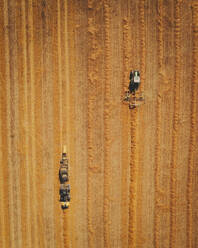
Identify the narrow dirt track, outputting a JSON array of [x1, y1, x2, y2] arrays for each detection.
[[0, 0, 198, 247]]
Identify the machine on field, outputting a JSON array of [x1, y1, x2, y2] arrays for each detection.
[[59, 146, 70, 210], [123, 70, 144, 109]]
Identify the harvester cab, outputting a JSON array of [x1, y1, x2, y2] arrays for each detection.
[[59, 146, 70, 210], [123, 70, 144, 109]]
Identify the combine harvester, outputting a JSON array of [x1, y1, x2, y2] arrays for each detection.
[[123, 70, 144, 109], [59, 146, 70, 210]]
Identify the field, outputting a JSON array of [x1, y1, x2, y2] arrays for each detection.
[[0, 0, 198, 247]]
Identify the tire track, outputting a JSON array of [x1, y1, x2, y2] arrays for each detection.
[[128, 108, 138, 248], [0, 111, 4, 248], [0, 108, 4, 248], [176, 2, 192, 247], [62, 212, 69, 248], [53, 1, 63, 247], [23, 1, 32, 246], [122, 18, 130, 90], [41, 1, 55, 246], [57, 0, 63, 151], [187, 3, 198, 248], [130, 1, 144, 246], [0, 3, 5, 246], [4, 25, 13, 245], [60, 1, 70, 247], [7, 1, 22, 246], [62, 3, 70, 245], [103, 1, 112, 247], [106, 1, 123, 246], [121, 17, 130, 247], [87, 1, 97, 246], [160, 0, 175, 246], [87, 0, 104, 245], [26, 1, 37, 247], [65, 1, 76, 247], [139, 0, 146, 91], [16, 1, 30, 246], [31, 1, 44, 246], [169, 1, 182, 247], [68, 0, 90, 246], [128, 1, 145, 247], [154, 0, 163, 247], [0, 1, 11, 246]]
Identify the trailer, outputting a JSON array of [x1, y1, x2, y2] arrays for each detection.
[[59, 146, 70, 210]]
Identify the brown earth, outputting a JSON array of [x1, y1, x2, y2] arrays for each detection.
[[0, 0, 198, 247]]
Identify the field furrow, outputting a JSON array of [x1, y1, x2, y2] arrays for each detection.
[[154, 0, 163, 247], [169, 1, 182, 247], [103, 1, 112, 247]]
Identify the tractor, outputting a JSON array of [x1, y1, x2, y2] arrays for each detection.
[[123, 70, 144, 109]]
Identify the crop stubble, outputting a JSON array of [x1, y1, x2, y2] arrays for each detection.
[[0, 1, 198, 247]]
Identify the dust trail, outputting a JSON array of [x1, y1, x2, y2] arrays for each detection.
[[186, 3, 198, 248], [154, 0, 163, 247], [103, 1, 112, 247], [139, 0, 146, 91], [169, 0, 182, 247], [121, 18, 130, 247], [53, 0, 63, 247], [17, 0, 30, 246]]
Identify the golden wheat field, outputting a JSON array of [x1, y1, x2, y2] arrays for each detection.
[[0, 0, 198, 247]]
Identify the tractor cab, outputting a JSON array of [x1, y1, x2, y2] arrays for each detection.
[[129, 71, 140, 93]]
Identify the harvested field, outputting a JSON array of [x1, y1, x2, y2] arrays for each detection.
[[0, 0, 198, 247]]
